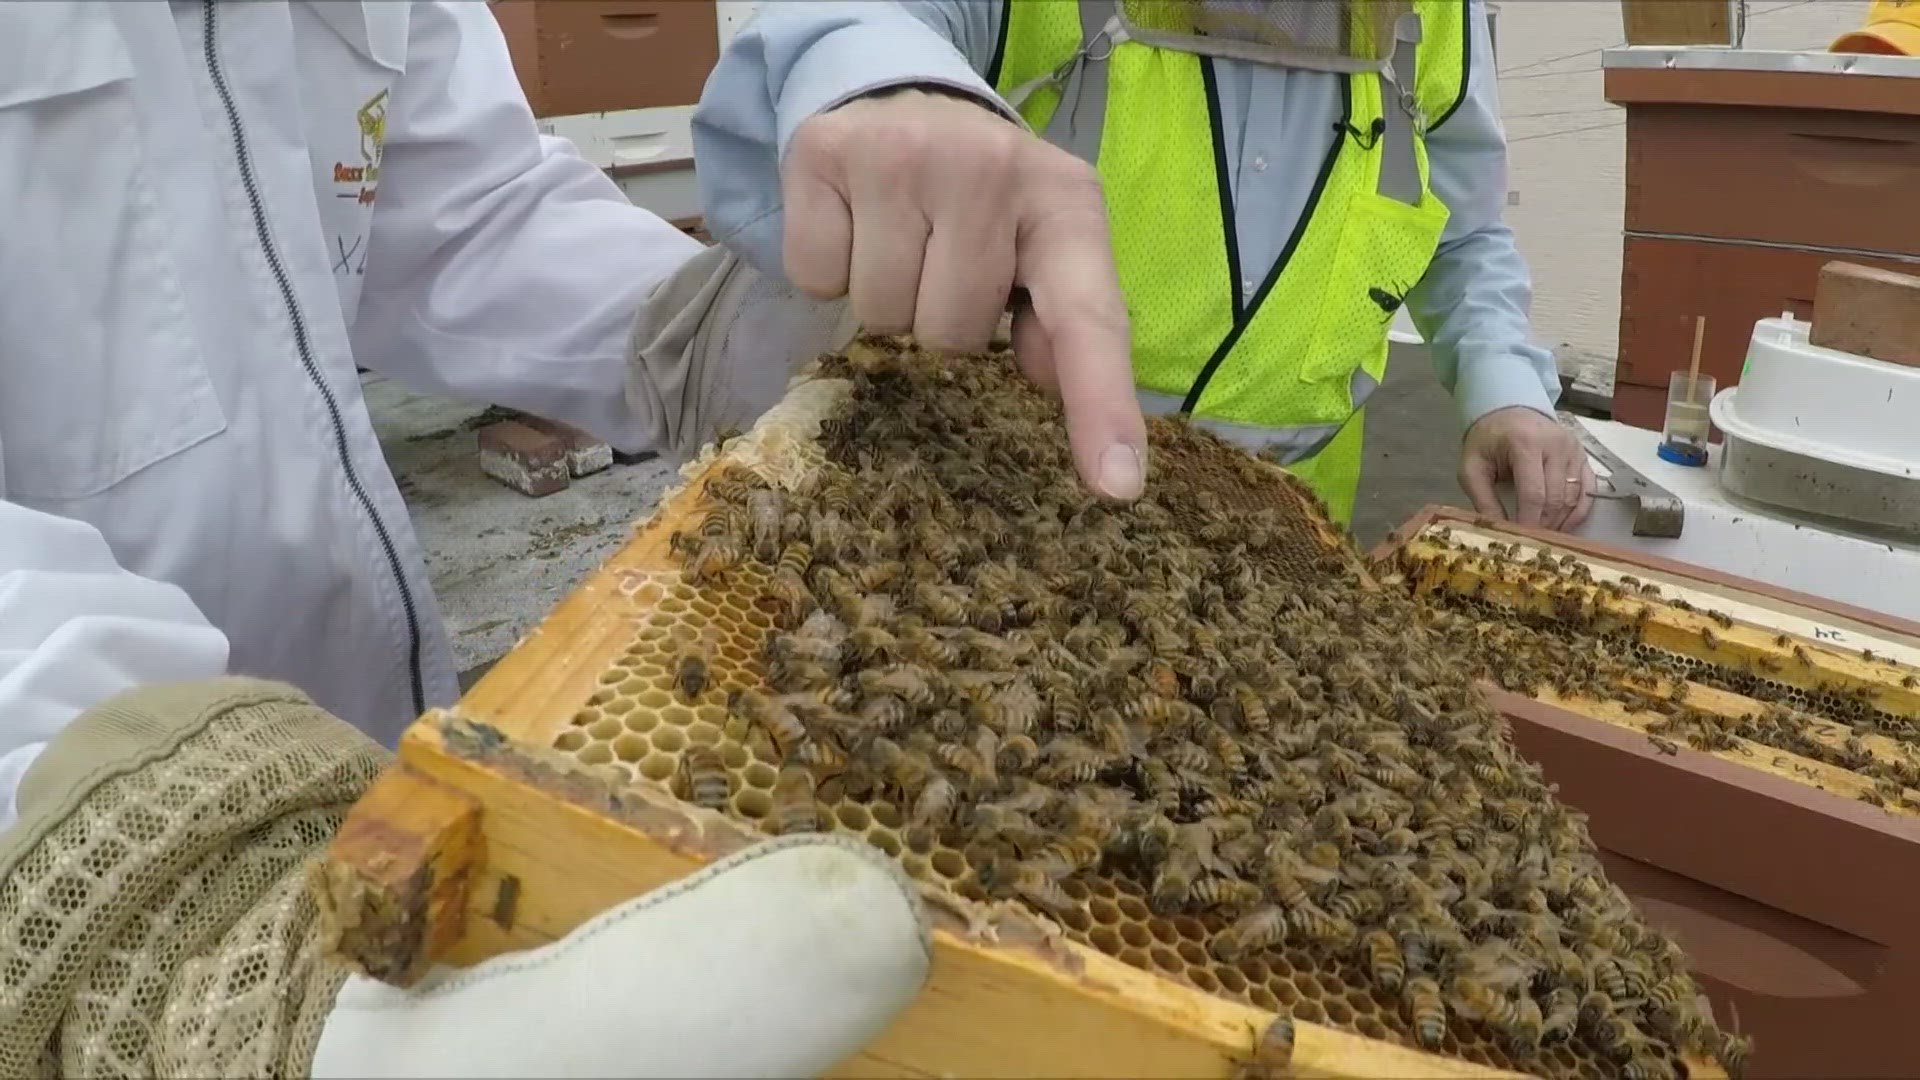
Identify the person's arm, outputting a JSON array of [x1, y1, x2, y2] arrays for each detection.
[[1403, 0, 1559, 433], [1406, 1, 1591, 529], [350, 1, 704, 453], [0, 500, 228, 833], [693, 0, 1011, 278]]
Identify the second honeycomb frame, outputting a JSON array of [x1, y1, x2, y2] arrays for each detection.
[[1374, 506, 1920, 1080]]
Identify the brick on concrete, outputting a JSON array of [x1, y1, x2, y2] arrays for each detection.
[[477, 419, 570, 497], [512, 415, 613, 477], [1809, 261, 1920, 368]]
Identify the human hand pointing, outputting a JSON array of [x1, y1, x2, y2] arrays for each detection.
[[782, 88, 1149, 501]]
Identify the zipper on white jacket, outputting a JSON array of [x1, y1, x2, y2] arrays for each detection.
[[200, 1, 427, 716]]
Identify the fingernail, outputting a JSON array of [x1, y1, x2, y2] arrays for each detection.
[[1098, 443, 1144, 500]]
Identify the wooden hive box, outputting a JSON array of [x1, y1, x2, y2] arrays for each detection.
[[1374, 507, 1920, 1079], [317, 348, 1724, 1080]]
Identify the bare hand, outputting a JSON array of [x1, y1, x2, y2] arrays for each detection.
[[1459, 407, 1594, 530], [782, 89, 1148, 501]]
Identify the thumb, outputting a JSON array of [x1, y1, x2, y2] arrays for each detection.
[[1458, 444, 1507, 520]]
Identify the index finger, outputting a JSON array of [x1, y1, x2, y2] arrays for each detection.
[[1015, 196, 1146, 501]]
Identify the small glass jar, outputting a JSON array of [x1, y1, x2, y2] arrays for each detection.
[[1659, 370, 1715, 467]]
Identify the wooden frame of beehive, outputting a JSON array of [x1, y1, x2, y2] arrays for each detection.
[[1374, 506, 1920, 1080], [315, 365, 1722, 1079]]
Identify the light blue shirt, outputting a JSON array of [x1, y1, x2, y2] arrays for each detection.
[[691, 0, 1560, 431]]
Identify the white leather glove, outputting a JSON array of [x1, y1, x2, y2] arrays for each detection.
[[312, 834, 930, 1079], [628, 243, 861, 462]]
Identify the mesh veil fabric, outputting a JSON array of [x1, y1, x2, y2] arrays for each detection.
[[0, 679, 386, 1078]]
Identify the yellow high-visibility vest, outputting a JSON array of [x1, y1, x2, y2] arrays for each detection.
[[992, 0, 1469, 524]]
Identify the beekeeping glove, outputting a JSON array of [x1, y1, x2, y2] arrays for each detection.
[[629, 242, 861, 462], [312, 833, 931, 1079], [0, 676, 928, 1079]]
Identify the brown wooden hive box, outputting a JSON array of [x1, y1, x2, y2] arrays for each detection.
[[316, 349, 1727, 1079], [1373, 508, 1920, 1079], [1605, 56, 1920, 429]]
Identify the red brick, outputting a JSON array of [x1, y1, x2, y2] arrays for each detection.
[[1809, 261, 1920, 368], [513, 415, 612, 477], [477, 420, 570, 497]]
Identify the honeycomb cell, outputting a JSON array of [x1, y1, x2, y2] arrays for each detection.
[[553, 729, 587, 753], [901, 854, 930, 879], [1148, 918, 1179, 945], [586, 717, 620, 742], [904, 826, 936, 855], [1185, 967, 1219, 993], [1215, 966, 1247, 995], [1237, 958, 1269, 983], [1088, 897, 1121, 925], [866, 829, 902, 857], [1058, 907, 1093, 934], [1117, 897, 1149, 922], [650, 727, 686, 752], [1294, 999, 1326, 1025], [612, 734, 649, 763], [1248, 986, 1280, 1012], [1119, 922, 1151, 949], [696, 703, 727, 726], [930, 850, 966, 879], [603, 696, 635, 715], [1118, 947, 1151, 970], [659, 596, 689, 614], [597, 669, 626, 686], [1324, 999, 1355, 1026], [870, 802, 904, 830], [577, 743, 613, 766], [1176, 941, 1206, 967], [692, 598, 718, 618], [1171, 915, 1205, 940], [637, 754, 677, 783], [1148, 946, 1180, 971], [741, 762, 776, 789], [636, 689, 674, 711], [589, 688, 617, 706], [733, 789, 772, 819], [835, 803, 871, 831], [1060, 878, 1091, 903], [619, 678, 649, 696], [687, 723, 722, 747], [1088, 926, 1122, 954], [1294, 971, 1322, 998], [1354, 1015, 1389, 1041], [623, 711, 659, 734]]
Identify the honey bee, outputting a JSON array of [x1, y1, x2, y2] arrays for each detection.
[[1006, 862, 1078, 915], [775, 539, 813, 580], [1540, 987, 1579, 1044], [1150, 843, 1202, 914], [1591, 955, 1628, 999], [1230, 1016, 1294, 1080], [1191, 877, 1262, 909], [1708, 610, 1734, 629], [1699, 627, 1719, 649], [1404, 977, 1448, 1048], [1040, 737, 1124, 784], [1793, 644, 1812, 666], [1210, 904, 1289, 961], [857, 664, 939, 707], [675, 747, 731, 810], [996, 732, 1041, 772], [910, 775, 957, 828], [703, 466, 761, 505], [1904, 674, 1919, 690], [1362, 929, 1404, 991], [913, 580, 970, 626], [1718, 1030, 1753, 1078], [771, 765, 819, 835], [934, 742, 994, 788], [730, 688, 809, 755], [1456, 979, 1543, 1052], [670, 627, 716, 703], [1648, 735, 1680, 756], [1034, 835, 1103, 879]]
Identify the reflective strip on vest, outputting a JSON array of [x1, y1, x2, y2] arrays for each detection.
[[1137, 365, 1380, 464]]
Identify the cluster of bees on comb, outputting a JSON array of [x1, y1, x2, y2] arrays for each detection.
[[1394, 537, 1920, 812], [660, 338, 1745, 1079]]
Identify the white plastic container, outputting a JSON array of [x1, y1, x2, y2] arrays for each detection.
[[1710, 314, 1920, 479]]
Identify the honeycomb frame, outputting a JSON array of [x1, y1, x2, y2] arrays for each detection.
[[321, 361, 1726, 1080], [1372, 504, 1920, 1080]]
